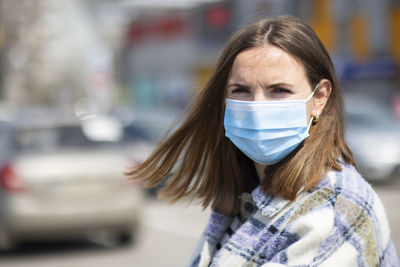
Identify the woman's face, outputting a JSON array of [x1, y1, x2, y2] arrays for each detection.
[[226, 45, 314, 120], [226, 45, 321, 177]]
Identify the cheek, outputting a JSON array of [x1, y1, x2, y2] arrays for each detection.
[[305, 100, 314, 122]]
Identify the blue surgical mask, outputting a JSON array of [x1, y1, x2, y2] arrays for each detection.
[[224, 86, 318, 165]]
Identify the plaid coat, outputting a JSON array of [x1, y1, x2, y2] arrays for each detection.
[[187, 163, 399, 267]]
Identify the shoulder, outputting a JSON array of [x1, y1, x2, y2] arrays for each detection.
[[277, 163, 376, 224], [323, 162, 375, 203], [321, 162, 390, 245], [281, 163, 394, 264], [302, 163, 391, 242], [254, 162, 386, 233], [330, 164, 392, 255], [303, 162, 384, 219]]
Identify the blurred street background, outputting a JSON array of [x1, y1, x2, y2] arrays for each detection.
[[0, 0, 399, 266]]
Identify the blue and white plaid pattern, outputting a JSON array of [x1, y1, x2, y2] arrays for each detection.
[[187, 163, 400, 267]]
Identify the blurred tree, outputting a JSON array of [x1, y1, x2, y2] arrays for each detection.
[[0, 0, 113, 112]]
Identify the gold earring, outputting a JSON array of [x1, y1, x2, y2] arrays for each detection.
[[313, 112, 320, 124]]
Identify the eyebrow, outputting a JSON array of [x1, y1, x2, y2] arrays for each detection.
[[266, 82, 294, 89], [226, 82, 294, 89], [226, 82, 249, 89]]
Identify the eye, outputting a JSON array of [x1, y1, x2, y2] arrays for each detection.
[[232, 87, 249, 94], [230, 85, 250, 94], [271, 87, 292, 94]]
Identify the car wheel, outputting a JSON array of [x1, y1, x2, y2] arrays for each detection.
[[88, 228, 136, 248], [0, 227, 15, 250], [117, 231, 133, 246]]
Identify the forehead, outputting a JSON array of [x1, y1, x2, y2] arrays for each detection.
[[229, 46, 307, 84]]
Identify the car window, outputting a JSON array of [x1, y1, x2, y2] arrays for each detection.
[[345, 98, 399, 128], [16, 125, 121, 153], [0, 122, 15, 159], [346, 110, 393, 127]]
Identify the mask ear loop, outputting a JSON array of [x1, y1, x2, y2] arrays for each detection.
[[306, 117, 313, 133], [306, 83, 320, 102], [306, 83, 320, 133]]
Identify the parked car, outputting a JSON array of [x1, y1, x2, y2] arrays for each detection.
[[344, 94, 400, 181], [0, 112, 148, 249]]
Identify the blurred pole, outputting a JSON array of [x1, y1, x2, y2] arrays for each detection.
[[390, 2, 400, 65], [334, 0, 353, 57], [308, 0, 336, 52], [232, 0, 291, 30], [363, 0, 390, 56]]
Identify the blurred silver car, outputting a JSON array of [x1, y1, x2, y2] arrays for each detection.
[[345, 94, 400, 181], [0, 112, 146, 249]]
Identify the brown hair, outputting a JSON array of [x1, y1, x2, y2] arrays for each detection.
[[127, 16, 355, 214]]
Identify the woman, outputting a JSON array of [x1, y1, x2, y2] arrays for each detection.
[[129, 16, 399, 266]]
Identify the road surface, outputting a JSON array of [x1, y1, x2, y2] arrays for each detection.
[[0, 180, 399, 267]]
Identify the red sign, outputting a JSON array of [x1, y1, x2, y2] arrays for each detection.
[[127, 16, 189, 46]]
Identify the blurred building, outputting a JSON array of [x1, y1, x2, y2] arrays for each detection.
[[120, 1, 233, 111], [117, 0, 400, 113], [0, 0, 399, 114]]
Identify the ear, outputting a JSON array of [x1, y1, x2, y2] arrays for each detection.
[[312, 79, 332, 117]]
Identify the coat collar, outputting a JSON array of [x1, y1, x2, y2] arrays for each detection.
[[204, 185, 293, 243], [251, 185, 292, 218]]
